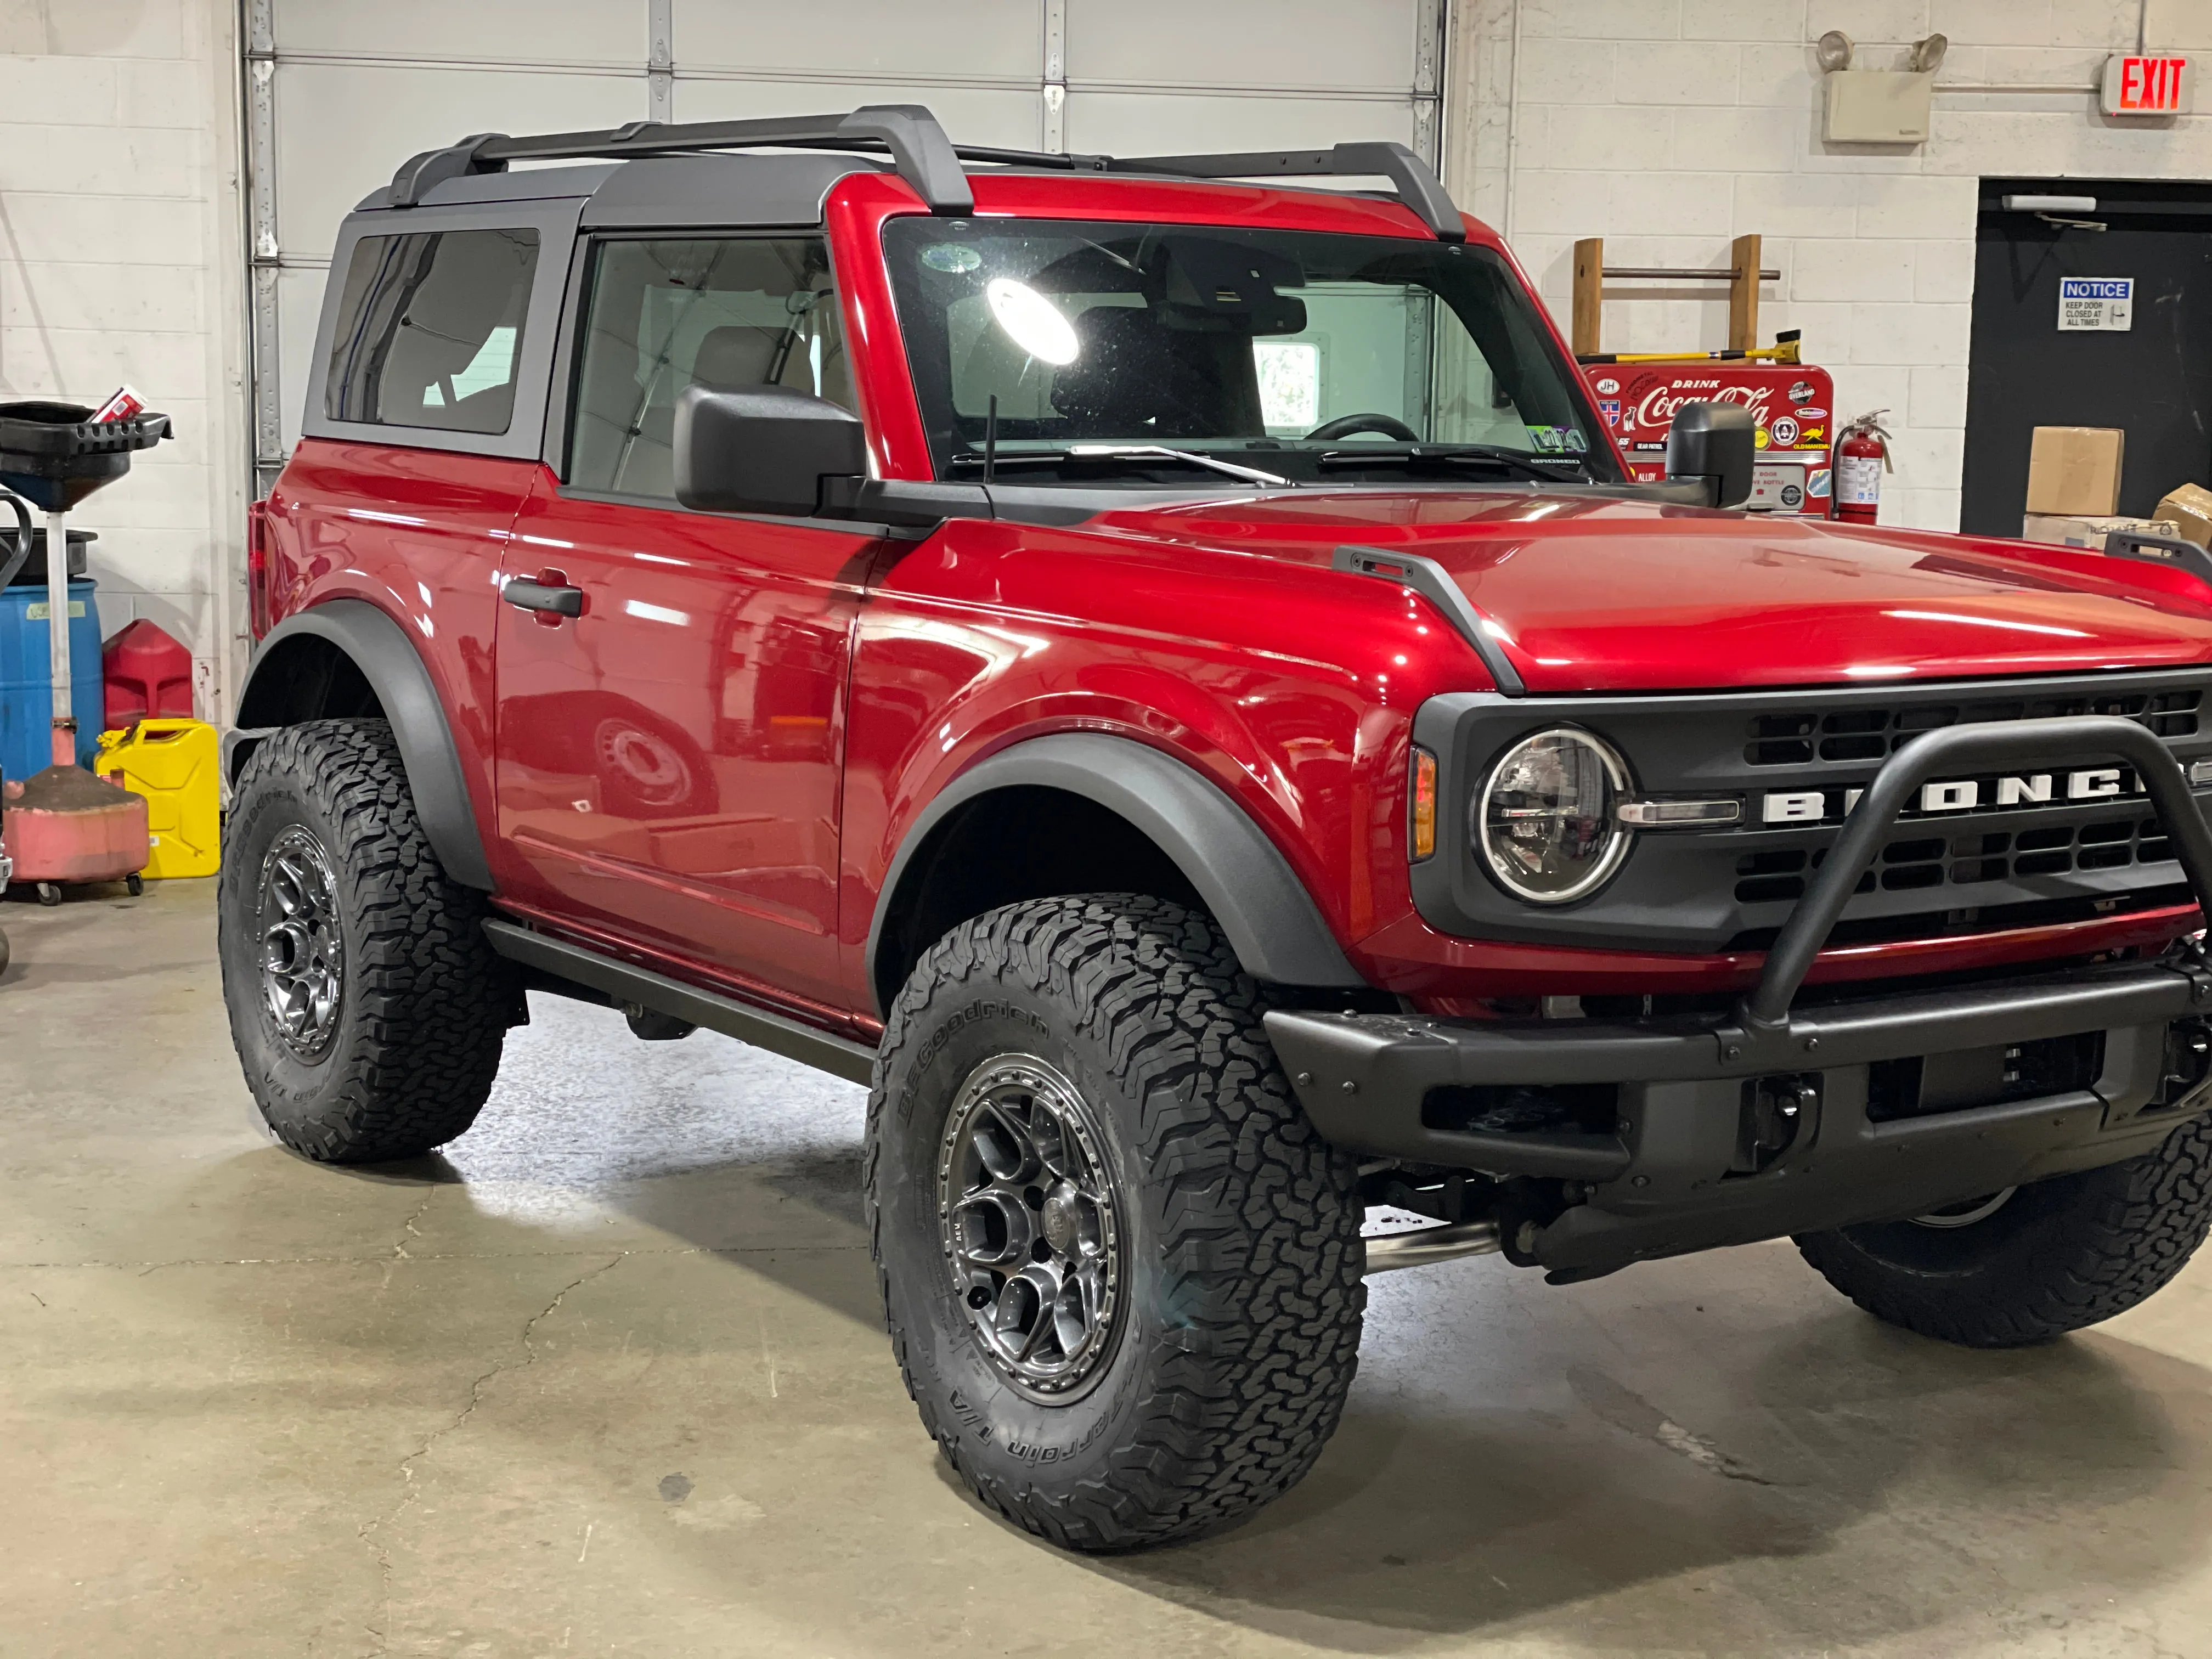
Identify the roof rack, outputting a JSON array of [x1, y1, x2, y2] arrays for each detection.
[[385, 104, 1467, 240]]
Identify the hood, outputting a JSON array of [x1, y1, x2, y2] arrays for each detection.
[[1090, 491, 2212, 694]]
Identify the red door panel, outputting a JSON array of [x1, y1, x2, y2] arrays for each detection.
[[492, 471, 881, 1008]]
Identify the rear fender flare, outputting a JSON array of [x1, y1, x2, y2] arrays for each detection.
[[866, 732, 1364, 1009], [229, 599, 493, 890]]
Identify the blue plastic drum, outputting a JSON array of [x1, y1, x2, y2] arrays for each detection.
[[0, 576, 103, 780]]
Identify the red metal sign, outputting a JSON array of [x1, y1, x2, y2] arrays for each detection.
[[1587, 360, 1837, 517]]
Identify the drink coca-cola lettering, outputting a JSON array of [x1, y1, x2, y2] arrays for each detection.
[[1585, 360, 1837, 515]]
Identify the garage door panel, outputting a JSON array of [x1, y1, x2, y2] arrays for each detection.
[[672, 77, 1043, 152], [672, 0, 1041, 84], [1066, 0, 1417, 92], [274, 266, 328, 455], [1064, 91, 1415, 158], [274, 63, 643, 260], [272, 0, 645, 66]]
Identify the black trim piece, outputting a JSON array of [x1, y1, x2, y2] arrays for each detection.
[[484, 919, 878, 1084], [1335, 544, 1525, 695], [235, 601, 494, 890], [865, 731, 1365, 1010], [2106, 526, 2212, 588]]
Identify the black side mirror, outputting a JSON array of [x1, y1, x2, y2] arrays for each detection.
[[1665, 401, 1756, 509], [673, 383, 868, 516]]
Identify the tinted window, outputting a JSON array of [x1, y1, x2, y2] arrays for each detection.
[[881, 218, 1615, 485], [325, 228, 539, 433], [568, 237, 851, 500]]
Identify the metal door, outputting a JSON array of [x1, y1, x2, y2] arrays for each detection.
[[1962, 179, 2212, 535]]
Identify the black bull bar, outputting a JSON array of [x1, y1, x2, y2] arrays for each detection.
[[1266, 716, 2212, 1278]]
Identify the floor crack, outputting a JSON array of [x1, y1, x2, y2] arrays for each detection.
[[356, 1252, 625, 1655]]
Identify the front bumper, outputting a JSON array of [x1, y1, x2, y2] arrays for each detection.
[[1268, 713, 2212, 1280]]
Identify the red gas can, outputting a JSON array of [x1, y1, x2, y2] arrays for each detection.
[[103, 618, 192, 731]]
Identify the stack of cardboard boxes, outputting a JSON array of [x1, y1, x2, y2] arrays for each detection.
[[2019, 425, 2212, 552]]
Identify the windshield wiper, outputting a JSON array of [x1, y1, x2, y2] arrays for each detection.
[[1316, 444, 1590, 483], [951, 444, 1292, 487]]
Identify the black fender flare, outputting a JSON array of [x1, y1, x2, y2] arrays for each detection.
[[866, 732, 1365, 1008], [228, 599, 494, 890]]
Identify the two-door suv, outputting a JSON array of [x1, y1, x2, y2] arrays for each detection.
[[225, 106, 2212, 1551]]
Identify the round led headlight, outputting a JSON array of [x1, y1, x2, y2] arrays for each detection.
[[1475, 727, 1632, 904]]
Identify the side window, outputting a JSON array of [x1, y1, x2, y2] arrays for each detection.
[[325, 228, 539, 434], [567, 237, 852, 500]]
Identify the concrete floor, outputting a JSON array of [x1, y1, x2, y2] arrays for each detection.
[[5, 880, 2212, 1658]]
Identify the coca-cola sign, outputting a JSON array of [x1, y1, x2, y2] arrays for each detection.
[[1605, 363, 1835, 453]]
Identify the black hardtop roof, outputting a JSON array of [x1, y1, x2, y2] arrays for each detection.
[[360, 103, 1466, 239]]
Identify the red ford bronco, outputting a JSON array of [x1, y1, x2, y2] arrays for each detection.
[[223, 106, 2212, 1551]]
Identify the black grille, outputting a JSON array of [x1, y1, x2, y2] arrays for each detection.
[[1735, 816, 2174, 904], [1745, 690, 2200, 766]]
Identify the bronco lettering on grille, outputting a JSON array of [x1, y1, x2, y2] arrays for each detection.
[[1762, 769, 2141, 826]]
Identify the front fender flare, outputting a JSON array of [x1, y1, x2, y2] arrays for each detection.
[[867, 732, 1365, 1007], [230, 600, 493, 890]]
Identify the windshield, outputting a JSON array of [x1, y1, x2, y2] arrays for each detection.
[[881, 216, 1620, 487]]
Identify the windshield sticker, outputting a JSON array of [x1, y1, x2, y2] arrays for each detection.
[[1525, 425, 1586, 453], [921, 243, 983, 273]]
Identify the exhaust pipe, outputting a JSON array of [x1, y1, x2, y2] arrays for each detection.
[[1362, 1218, 1503, 1274]]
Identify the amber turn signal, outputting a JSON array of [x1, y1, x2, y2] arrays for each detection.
[[1410, 746, 1438, 861]]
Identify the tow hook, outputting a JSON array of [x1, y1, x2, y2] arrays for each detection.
[[1735, 1074, 1819, 1175]]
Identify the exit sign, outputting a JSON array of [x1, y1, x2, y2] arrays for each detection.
[[2102, 54, 2192, 115]]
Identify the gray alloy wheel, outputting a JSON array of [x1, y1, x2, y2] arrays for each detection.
[[257, 825, 346, 1059], [936, 1053, 1125, 1403]]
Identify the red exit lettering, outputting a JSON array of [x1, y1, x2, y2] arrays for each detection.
[[2113, 55, 2188, 113]]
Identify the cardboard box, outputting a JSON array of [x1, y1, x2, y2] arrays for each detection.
[[2026, 427, 2125, 516], [2153, 482, 2212, 548], [2021, 512, 2176, 550]]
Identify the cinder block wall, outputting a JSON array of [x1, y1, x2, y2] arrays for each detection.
[[1448, 0, 2212, 531], [0, 0, 247, 721]]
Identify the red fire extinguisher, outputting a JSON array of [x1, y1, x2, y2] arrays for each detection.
[[1834, 411, 1892, 525]]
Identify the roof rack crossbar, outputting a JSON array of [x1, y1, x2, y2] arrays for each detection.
[[1106, 143, 1466, 240], [387, 105, 974, 214], [385, 111, 1466, 238]]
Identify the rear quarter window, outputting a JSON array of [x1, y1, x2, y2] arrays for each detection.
[[324, 227, 540, 434]]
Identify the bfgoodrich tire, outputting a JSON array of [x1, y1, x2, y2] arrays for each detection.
[[1796, 1113, 2212, 1347], [218, 718, 516, 1163], [867, 895, 1365, 1551]]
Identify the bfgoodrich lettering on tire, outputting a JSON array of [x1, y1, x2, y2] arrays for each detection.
[[866, 894, 1365, 1551], [218, 718, 518, 1164]]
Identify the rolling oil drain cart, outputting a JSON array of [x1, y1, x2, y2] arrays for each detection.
[[0, 400, 170, 905]]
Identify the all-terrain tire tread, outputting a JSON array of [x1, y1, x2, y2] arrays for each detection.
[[1796, 1113, 2212, 1347], [865, 894, 1365, 1551], [219, 718, 510, 1163]]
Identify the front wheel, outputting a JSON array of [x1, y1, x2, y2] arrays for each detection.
[[867, 895, 1365, 1551], [1796, 1114, 2212, 1347]]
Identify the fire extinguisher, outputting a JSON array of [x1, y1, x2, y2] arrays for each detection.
[[1834, 411, 1893, 525]]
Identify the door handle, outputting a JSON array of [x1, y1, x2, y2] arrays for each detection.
[[502, 574, 584, 618]]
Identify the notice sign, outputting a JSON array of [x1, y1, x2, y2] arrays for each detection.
[[2059, 277, 2134, 331], [2102, 54, 2192, 116]]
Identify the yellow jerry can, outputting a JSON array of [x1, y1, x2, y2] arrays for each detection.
[[94, 718, 221, 879]]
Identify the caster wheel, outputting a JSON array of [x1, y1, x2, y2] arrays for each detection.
[[36, 883, 60, 907], [126, 873, 144, 896]]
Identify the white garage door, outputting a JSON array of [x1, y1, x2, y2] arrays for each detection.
[[243, 0, 1445, 494]]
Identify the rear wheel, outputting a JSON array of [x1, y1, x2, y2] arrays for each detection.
[[867, 894, 1365, 1551], [218, 718, 516, 1163], [1796, 1114, 2212, 1347]]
